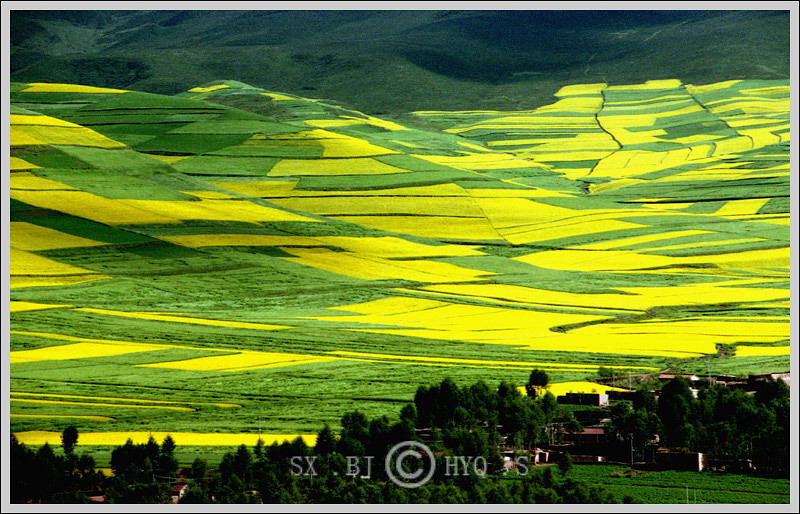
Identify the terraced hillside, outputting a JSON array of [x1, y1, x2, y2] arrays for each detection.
[[8, 79, 790, 449]]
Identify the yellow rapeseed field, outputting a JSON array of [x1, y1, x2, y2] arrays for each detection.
[[514, 246, 789, 273], [735, 345, 791, 357], [280, 247, 492, 283], [119, 198, 321, 223], [268, 157, 410, 176], [11, 190, 183, 225], [317, 136, 398, 158], [75, 308, 291, 331], [14, 431, 317, 447], [11, 222, 107, 251], [10, 414, 115, 422], [9, 157, 41, 170], [210, 180, 298, 197], [270, 196, 484, 217], [521, 381, 629, 397], [10, 301, 72, 313], [139, 351, 336, 372], [11, 125, 126, 148], [161, 234, 484, 259], [329, 215, 504, 242], [10, 341, 168, 364], [328, 351, 655, 371], [188, 84, 230, 93], [10, 248, 102, 276], [11, 392, 240, 408], [11, 391, 241, 409], [10, 172, 78, 190], [21, 83, 129, 93]]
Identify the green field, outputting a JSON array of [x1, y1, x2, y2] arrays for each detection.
[[9, 77, 790, 474], [537, 465, 791, 504]]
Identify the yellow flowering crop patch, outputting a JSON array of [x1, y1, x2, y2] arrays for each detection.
[[10, 341, 168, 364], [10, 414, 114, 422], [210, 180, 298, 197], [10, 301, 72, 313], [414, 283, 648, 312], [10, 172, 78, 190], [332, 215, 505, 242], [10, 114, 82, 127], [514, 246, 789, 273], [270, 196, 484, 217], [139, 351, 336, 372], [522, 381, 629, 397], [554, 83, 607, 96], [735, 345, 791, 357], [327, 351, 653, 371], [307, 114, 408, 132], [14, 431, 317, 447], [11, 222, 107, 251], [10, 248, 101, 276], [10, 157, 41, 170], [606, 79, 683, 90], [637, 238, 764, 252], [118, 198, 320, 223], [11, 392, 240, 409], [414, 153, 538, 170], [714, 198, 772, 216], [11, 190, 182, 225], [11, 125, 126, 148], [282, 184, 469, 197], [146, 154, 191, 165], [188, 84, 230, 93], [20, 83, 129, 93], [314, 297, 606, 337], [281, 247, 492, 283], [10, 275, 110, 289], [466, 188, 572, 198], [471, 198, 647, 244], [75, 307, 291, 331], [162, 234, 484, 258], [317, 136, 398, 158], [260, 92, 297, 101], [11, 399, 194, 412], [328, 296, 445, 316], [305, 119, 364, 128], [268, 158, 410, 176], [516, 331, 716, 358], [571, 230, 713, 250], [180, 190, 240, 199], [685, 80, 741, 94]]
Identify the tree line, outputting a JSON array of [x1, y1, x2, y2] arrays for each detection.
[[11, 372, 789, 503], [607, 376, 790, 473]]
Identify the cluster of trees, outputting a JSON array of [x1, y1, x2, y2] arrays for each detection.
[[103, 435, 180, 503], [607, 377, 790, 473], [414, 373, 580, 452], [10, 427, 104, 503], [178, 375, 614, 504]]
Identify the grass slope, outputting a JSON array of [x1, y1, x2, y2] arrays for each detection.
[[10, 11, 791, 114], [8, 79, 790, 461]]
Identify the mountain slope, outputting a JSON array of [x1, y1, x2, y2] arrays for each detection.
[[10, 10, 791, 114]]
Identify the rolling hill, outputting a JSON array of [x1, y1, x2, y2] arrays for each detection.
[[10, 10, 791, 114], [8, 77, 790, 450]]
